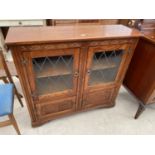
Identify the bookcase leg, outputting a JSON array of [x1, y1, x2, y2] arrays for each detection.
[[134, 103, 145, 119]]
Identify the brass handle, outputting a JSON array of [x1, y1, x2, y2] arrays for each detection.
[[74, 71, 79, 77]]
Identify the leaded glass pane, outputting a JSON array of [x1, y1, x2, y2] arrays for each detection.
[[89, 50, 124, 85], [32, 55, 73, 95]]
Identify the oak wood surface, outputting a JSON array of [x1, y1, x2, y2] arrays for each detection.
[[23, 48, 80, 102], [6, 25, 140, 126], [124, 37, 155, 104], [11, 39, 138, 126], [5, 25, 141, 45]]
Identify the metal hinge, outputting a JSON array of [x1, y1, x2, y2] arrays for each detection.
[[21, 57, 28, 65]]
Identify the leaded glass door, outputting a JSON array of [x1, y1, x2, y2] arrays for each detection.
[[23, 48, 80, 101], [84, 45, 129, 91]]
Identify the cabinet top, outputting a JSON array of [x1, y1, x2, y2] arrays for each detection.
[[5, 25, 141, 46]]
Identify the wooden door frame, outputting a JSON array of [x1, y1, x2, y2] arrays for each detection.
[[83, 44, 130, 93], [23, 48, 80, 103]]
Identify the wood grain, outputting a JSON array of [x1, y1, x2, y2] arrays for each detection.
[[124, 37, 155, 104], [5, 25, 141, 45], [6, 25, 140, 126]]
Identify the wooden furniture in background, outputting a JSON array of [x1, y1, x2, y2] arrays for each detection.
[[123, 19, 155, 118], [0, 20, 46, 27], [47, 19, 119, 26], [136, 19, 155, 36], [5, 25, 140, 126], [0, 51, 24, 107], [0, 20, 46, 56]]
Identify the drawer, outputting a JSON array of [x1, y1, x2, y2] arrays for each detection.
[[36, 97, 76, 119], [82, 88, 115, 108], [0, 20, 45, 27]]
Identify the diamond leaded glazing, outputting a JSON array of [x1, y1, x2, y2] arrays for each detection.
[[32, 55, 73, 95], [89, 50, 124, 85]]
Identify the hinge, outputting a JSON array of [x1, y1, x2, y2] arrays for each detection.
[[21, 57, 28, 65]]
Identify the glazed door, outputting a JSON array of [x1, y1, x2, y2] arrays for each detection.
[[84, 44, 130, 91], [82, 44, 130, 108], [23, 48, 80, 102]]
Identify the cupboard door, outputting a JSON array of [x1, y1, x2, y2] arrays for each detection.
[[23, 48, 80, 101], [84, 44, 130, 91], [36, 97, 76, 119], [82, 87, 116, 109]]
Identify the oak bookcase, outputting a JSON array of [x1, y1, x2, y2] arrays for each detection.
[[5, 25, 140, 126]]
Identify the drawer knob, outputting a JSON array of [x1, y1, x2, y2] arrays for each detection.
[[19, 21, 22, 25]]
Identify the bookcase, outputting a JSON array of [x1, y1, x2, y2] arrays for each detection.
[[5, 25, 140, 126]]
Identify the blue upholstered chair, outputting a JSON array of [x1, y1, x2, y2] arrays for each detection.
[[0, 51, 23, 107], [0, 84, 21, 134], [0, 51, 23, 135]]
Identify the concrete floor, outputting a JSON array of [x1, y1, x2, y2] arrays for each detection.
[[0, 77, 155, 135]]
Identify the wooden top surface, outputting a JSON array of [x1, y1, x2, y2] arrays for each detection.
[[143, 33, 155, 44], [5, 25, 141, 45]]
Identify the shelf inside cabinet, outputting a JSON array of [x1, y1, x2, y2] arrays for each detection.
[[91, 50, 123, 72], [92, 59, 116, 71], [33, 62, 72, 78], [36, 74, 73, 95]]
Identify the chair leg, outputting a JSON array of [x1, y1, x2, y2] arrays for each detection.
[[134, 103, 145, 119], [8, 114, 21, 135], [13, 76, 23, 98]]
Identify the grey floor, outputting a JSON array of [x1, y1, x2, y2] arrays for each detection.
[[0, 77, 155, 135]]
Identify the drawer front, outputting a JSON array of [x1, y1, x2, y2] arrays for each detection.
[[36, 97, 76, 119], [0, 20, 45, 26], [82, 87, 116, 108]]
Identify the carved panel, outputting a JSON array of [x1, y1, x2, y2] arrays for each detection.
[[83, 88, 115, 108], [59, 101, 73, 111], [18, 42, 81, 51], [18, 39, 135, 51], [89, 39, 135, 46], [36, 98, 75, 117]]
